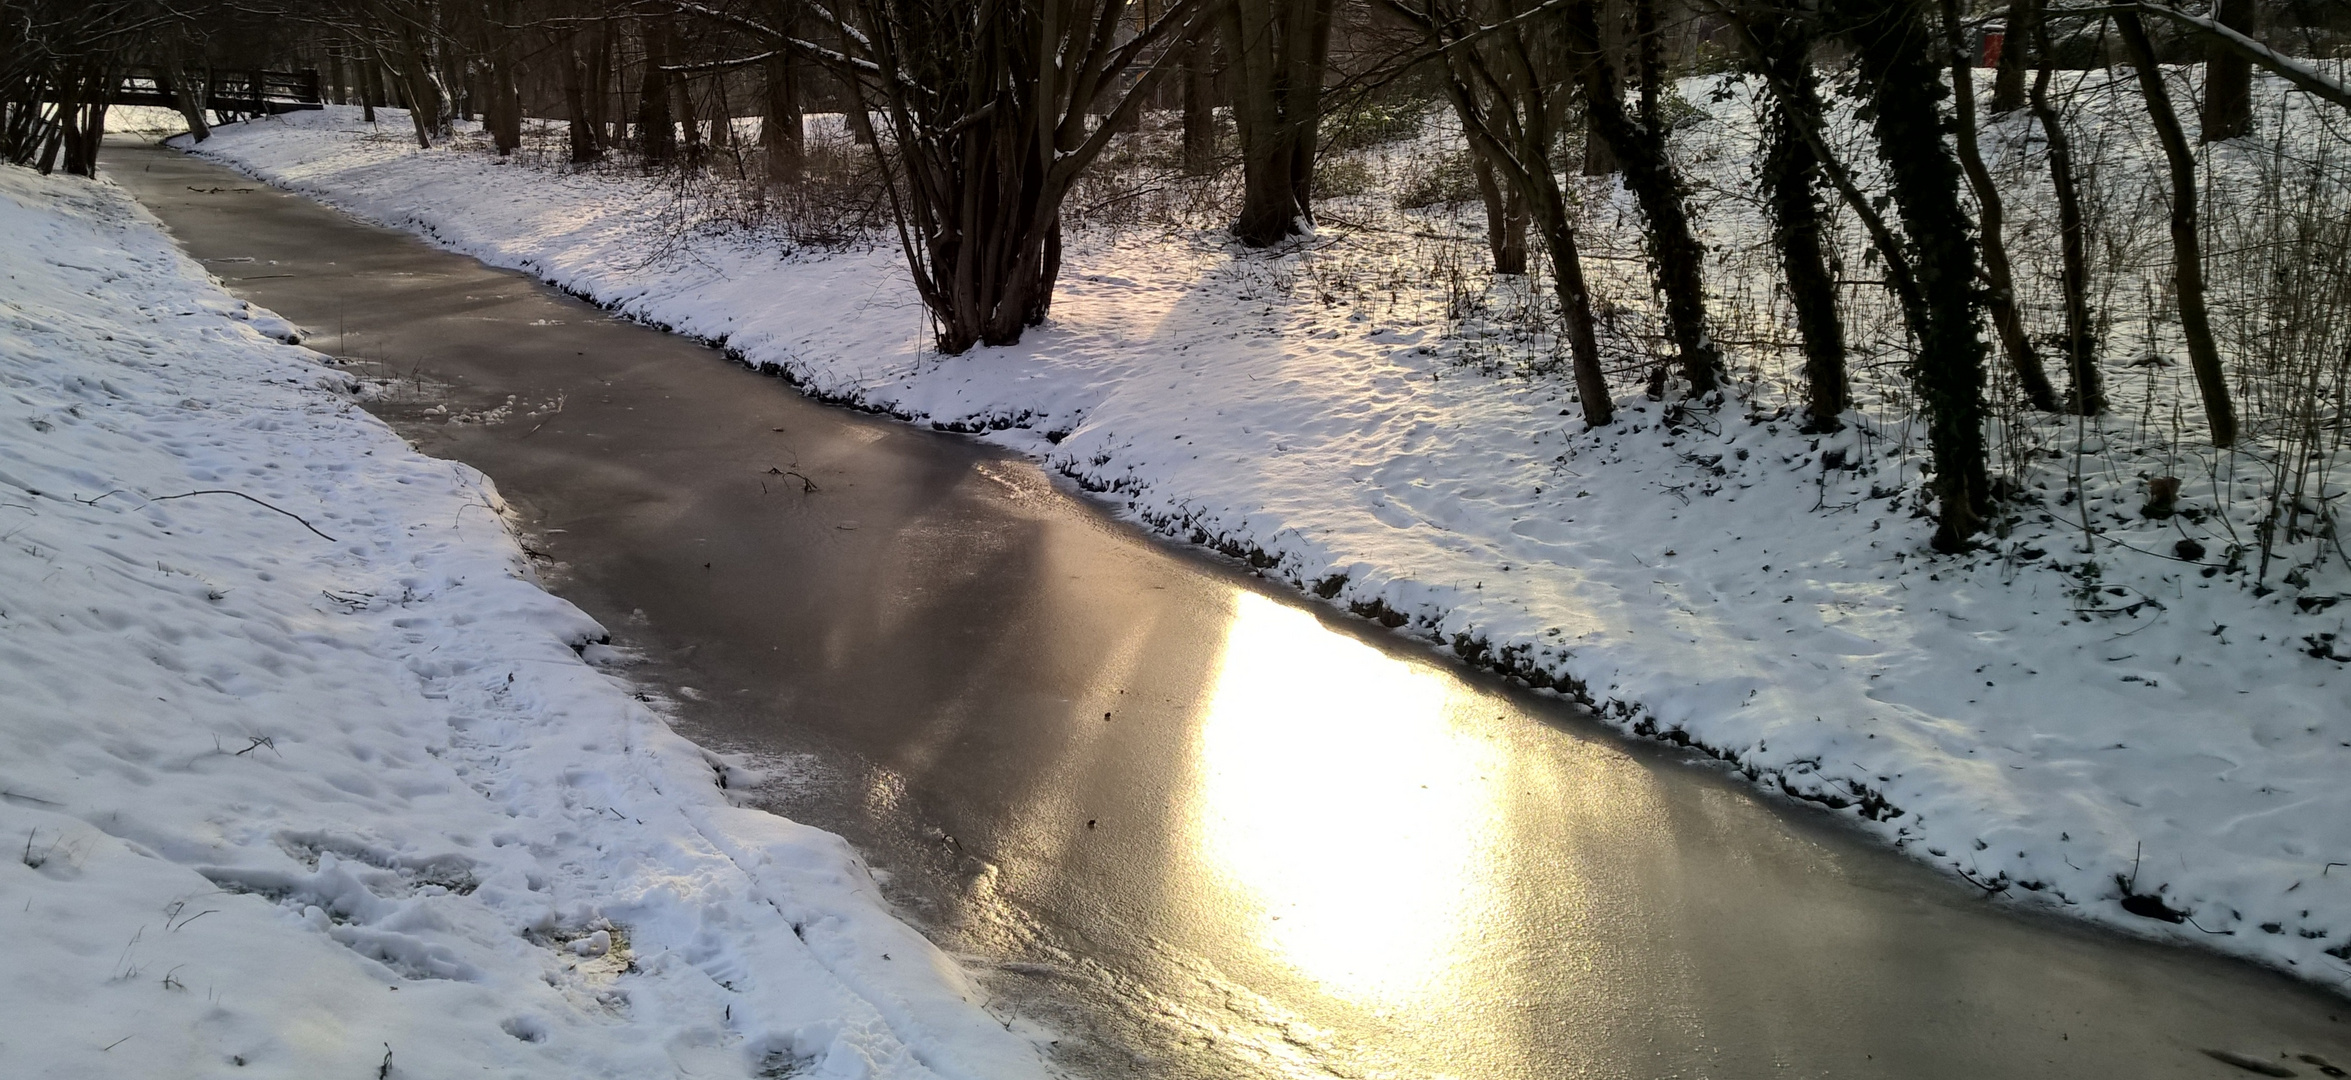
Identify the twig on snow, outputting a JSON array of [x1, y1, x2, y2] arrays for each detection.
[[151, 490, 337, 542], [232, 736, 277, 757]]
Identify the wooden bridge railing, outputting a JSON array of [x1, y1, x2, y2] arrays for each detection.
[[114, 68, 323, 116]]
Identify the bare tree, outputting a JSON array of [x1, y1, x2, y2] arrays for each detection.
[[1564, 0, 1721, 395], [559, 15, 605, 163], [1836, 0, 1993, 550], [678, 0, 1201, 352], [1941, 0, 2057, 411], [1988, 0, 2035, 113], [2, 1, 153, 174], [636, 12, 677, 163], [757, 2, 802, 181], [1469, 148, 1530, 273], [1221, 0, 1337, 246], [1181, 17, 1220, 175], [2116, 7, 2236, 445], [1738, 1, 1847, 430], [2027, 13, 2100, 414], [1381, 0, 1618, 426], [482, 0, 524, 155], [2129, 2, 2351, 115], [161, 30, 217, 142], [2200, 0, 2255, 142]]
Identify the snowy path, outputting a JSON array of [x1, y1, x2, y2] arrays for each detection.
[[92, 141, 2351, 1078], [0, 160, 1042, 1077]]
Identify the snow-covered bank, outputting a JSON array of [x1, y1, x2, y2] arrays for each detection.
[[171, 103, 2351, 990], [0, 164, 1043, 1076]]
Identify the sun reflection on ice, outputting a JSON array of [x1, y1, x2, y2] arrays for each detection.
[[1190, 592, 1511, 1008]]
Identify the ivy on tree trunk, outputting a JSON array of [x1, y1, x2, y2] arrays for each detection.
[[1840, 0, 1992, 551], [1565, 0, 1720, 396], [1745, 8, 1847, 431]]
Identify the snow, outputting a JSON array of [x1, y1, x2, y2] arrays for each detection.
[[166, 85, 2351, 992], [0, 165, 1044, 1075]]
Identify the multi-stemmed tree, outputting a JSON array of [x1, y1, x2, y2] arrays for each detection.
[[680, 0, 1203, 353]]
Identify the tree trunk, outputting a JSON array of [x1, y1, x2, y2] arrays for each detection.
[[1472, 151, 1529, 275], [1633, 0, 1661, 128], [358, 48, 380, 124], [843, 70, 876, 143], [1541, 207, 1615, 426], [637, 17, 676, 164], [1233, 144, 1303, 242], [1182, 24, 1218, 174], [1942, 0, 2057, 411], [593, 19, 618, 147], [62, 65, 108, 177], [1988, 0, 2037, 113], [2030, 47, 2100, 414], [1581, 110, 1617, 174], [1844, 0, 1991, 551], [74, 97, 109, 177], [496, 77, 523, 157], [1222, 0, 1337, 247], [563, 30, 602, 164], [488, 22, 523, 157], [447, 34, 474, 123], [166, 54, 212, 142], [2200, 0, 2256, 142], [762, 54, 803, 182], [393, 26, 441, 149], [35, 74, 70, 173], [713, 78, 734, 148], [2117, 11, 2234, 445], [1413, 4, 1612, 426], [1566, 0, 1720, 395], [844, 0, 1195, 354], [1749, 10, 1847, 431], [679, 73, 704, 167]]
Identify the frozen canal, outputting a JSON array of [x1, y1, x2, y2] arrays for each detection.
[[111, 139, 2351, 1080]]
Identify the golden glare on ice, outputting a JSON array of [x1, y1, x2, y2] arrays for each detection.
[[1187, 592, 1511, 1007]]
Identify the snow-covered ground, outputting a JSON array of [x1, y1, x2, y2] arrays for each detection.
[[0, 165, 1045, 1075], [163, 87, 2351, 993]]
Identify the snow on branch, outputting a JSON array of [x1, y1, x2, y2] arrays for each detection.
[[656, 49, 781, 75], [659, 1, 882, 76], [2046, 2, 2351, 112], [2137, 2, 2351, 111]]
